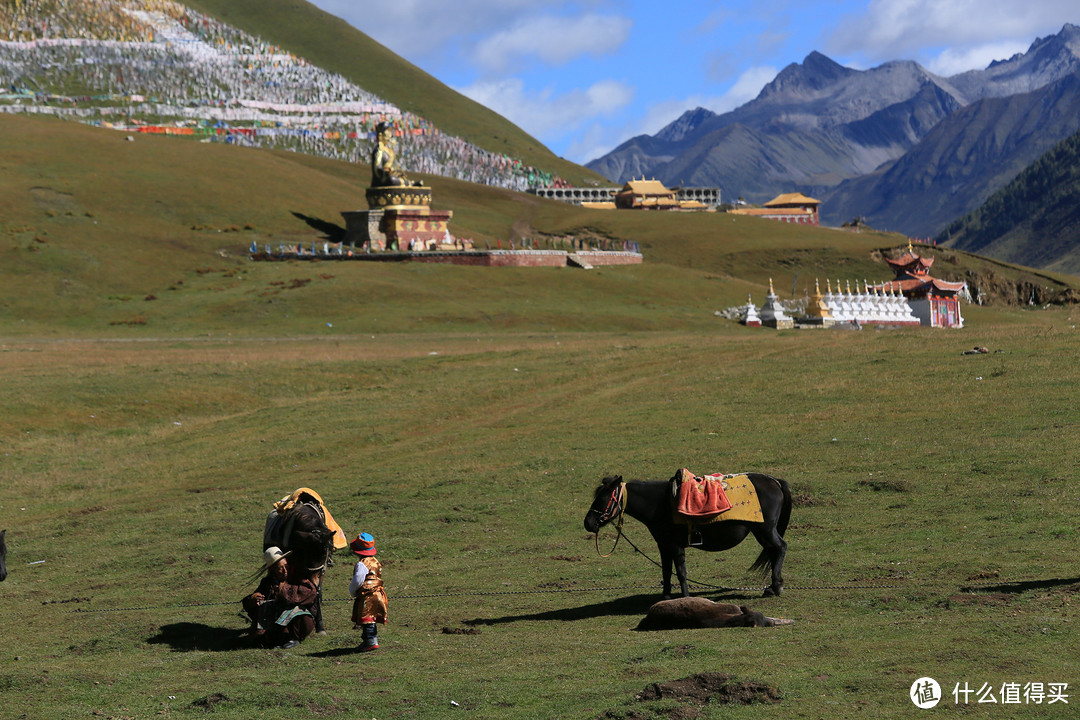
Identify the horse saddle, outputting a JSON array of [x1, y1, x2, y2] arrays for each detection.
[[271, 487, 348, 550], [670, 470, 764, 525], [671, 468, 732, 520]]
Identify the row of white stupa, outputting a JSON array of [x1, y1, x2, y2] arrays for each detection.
[[745, 279, 920, 328]]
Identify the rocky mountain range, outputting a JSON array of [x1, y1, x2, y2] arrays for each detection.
[[587, 23, 1080, 240]]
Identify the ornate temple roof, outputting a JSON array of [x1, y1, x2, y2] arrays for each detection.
[[876, 277, 967, 296], [885, 251, 935, 275]]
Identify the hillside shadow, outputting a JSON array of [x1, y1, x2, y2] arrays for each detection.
[[460, 591, 757, 626], [292, 212, 345, 242], [147, 622, 249, 652], [962, 576, 1080, 594]]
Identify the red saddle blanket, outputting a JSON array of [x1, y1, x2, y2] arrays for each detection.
[[673, 468, 732, 519]]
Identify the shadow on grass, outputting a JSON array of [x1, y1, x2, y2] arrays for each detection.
[[292, 212, 345, 242], [147, 622, 250, 652], [460, 591, 759, 626], [305, 646, 363, 659], [962, 576, 1080, 594]]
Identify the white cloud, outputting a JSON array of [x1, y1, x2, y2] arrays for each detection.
[[471, 13, 633, 74], [925, 41, 1030, 76], [827, 0, 1077, 66], [566, 122, 623, 166], [635, 66, 778, 136], [312, 0, 620, 70], [456, 77, 634, 143], [710, 66, 779, 111]]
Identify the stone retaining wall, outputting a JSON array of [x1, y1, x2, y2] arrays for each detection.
[[251, 250, 643, 267]]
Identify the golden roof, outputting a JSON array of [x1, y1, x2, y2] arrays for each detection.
[[764, 192, 821, 207], [728, 207, 813, 216], [620, 178, 674, 195]]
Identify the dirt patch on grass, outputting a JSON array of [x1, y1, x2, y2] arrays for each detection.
[[600, 672, 781, 716], [191, 692, 229, 710], [637, 673, 781, 705], [791, 491, 833, 507]]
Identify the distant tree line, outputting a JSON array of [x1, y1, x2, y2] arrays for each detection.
[[938, 128, 1080, 247]]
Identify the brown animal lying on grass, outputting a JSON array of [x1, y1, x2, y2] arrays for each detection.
[[635, 597, 794, 630]]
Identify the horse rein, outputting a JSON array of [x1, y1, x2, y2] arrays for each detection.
[[591, 481, 627, 558]]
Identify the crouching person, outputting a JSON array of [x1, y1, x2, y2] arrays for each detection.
[[242, 546, 319, 649], [348, 533, 388, 652]]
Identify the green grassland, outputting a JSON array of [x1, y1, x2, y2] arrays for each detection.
[[2, 112, 1080, 719]]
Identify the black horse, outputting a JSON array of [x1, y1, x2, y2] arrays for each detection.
[[263, 494, 337, 632], [264, 500, 336, 574], [584, 474, 791, 598], [0, 529, 7, 582]]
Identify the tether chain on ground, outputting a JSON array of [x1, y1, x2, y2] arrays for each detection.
[[63, 576, 1020, 614], [60, 525, 1017, 615]]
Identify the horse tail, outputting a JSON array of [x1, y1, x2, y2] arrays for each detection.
[[774, 476, 792, 538], [749, 475, 791, 578], [749, 549, 772, 578]]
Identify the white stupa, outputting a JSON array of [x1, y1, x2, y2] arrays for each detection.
[[742, 294, 761, 327], [759, 278, 794, 329]]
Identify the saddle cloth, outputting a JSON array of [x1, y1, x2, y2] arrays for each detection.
[[673, 468, 732, 518], [672, 472, 763, 525], [273, 487, 348, 550]]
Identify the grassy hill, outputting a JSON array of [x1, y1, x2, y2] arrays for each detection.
[[4, 112, 1077, 340], [1, 111, 943, 338], [179, 0, 605, 187]]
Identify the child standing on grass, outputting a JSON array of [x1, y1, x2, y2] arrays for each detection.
[[348, 532, 387, 652]]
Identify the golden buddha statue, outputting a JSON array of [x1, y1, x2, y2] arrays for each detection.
[[371, 121, 419, 188]]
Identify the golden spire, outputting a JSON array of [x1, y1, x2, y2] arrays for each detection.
[[769, 277, 775, 295]]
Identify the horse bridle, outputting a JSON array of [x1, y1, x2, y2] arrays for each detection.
[[590, 481, 627, 557]]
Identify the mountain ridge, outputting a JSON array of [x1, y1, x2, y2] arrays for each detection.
[[822, 71, 1080, 237], [587, 24, 1080, 206], [937, 127, 1080, 275]]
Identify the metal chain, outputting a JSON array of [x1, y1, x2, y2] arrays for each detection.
[[64, 585, 656, 614], [60, 523, 1025, 615]]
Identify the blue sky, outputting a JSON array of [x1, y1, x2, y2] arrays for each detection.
[[308, 0, 1077, 165]]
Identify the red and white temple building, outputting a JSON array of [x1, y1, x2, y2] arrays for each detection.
[[741, 245, 967, 329], [872, 244, 967, 328]]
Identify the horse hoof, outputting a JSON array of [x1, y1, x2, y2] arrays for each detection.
[[762, 588, 777, 598], [315, 630, 328, 636]]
